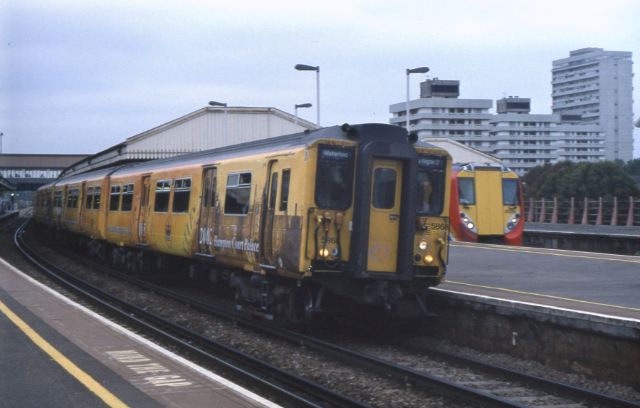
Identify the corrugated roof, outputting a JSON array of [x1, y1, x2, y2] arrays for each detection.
[[0, 154, 90, 168], [125, 106, 317, 145], [421, 138, 500, 165]]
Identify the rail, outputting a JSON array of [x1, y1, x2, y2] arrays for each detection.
[[13, 220, 366, 408], [526, 196, 640, 227]]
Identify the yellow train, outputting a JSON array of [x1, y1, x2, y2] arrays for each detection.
[[35, 124, 451, 322], [449, 163, 524, 245]]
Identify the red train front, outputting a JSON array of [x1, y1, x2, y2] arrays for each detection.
[[449, 163, 524, 245]]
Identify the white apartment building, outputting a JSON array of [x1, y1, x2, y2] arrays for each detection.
[[552, 48, 634, 161], [389, 81, 604, 175], [389, 79, 494, 153], [490, 98, 604, 174]]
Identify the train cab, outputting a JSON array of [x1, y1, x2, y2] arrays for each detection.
[[450, 163, 524, 245]]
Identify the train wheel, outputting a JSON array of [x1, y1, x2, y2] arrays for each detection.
[[125, 251, 137, 274], [96, 245, 107, 262], [234, 287, 245, 313], [287, 286, 314, 330], [110, 248, 119, 267]]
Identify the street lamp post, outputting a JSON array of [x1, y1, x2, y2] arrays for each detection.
[[405, 67, 430, 132], [295, 64, 320, 127], [209, 101, 228, 142], [294, 103, 312, 125]]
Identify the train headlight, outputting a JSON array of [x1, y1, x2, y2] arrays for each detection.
[[319, 248, 329, 257], [460, 212, 477, 233], [504, 212, 520, 233], [331, 247, 339, 257], [419, 241, 428, 250], [424, 255, 434, 264]]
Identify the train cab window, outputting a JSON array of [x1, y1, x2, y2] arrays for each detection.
[[93, 187, 102, 209], [417, 156, 446, 215], [458, 178, 475, 205], [372, 168, 396, 209], [502, 179, 519, 206], [85, 187, 94, 209], [279, 169, 291, 211], [173, 178, 191, 213], [315, 145, 355, 210], [109, 185, 121, 211], [67, 189, 79, 208], [121, 184, 134, 211], [224, 172, 251, 215], [154, 180, 171, 212]]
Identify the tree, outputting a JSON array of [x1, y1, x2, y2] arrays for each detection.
[[623, 158, 640, 176], [523, 161, 639, 199]]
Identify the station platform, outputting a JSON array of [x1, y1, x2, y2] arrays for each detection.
[[0, 257, 280, 408], [440, 241, 640, 322]]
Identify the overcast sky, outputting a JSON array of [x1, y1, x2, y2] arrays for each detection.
[[1, 0, 639, 157]]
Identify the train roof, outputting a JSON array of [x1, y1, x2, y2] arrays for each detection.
[[44, 124, 446, 188], [453, 162, 515, 173]]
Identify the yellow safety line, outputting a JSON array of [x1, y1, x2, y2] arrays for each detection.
[[450, 242, 640, 264], [0, 300, 129, 408], [445, 280, 640, 313]]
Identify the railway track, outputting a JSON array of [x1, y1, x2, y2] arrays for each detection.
[[14, 219, 640, 408], [13, 220, 365, 408]]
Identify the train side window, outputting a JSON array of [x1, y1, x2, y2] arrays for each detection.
[[279, 169, 291, 211], [502, 179, 519, 206], [67, 189, 79, 208], [85, 187, 94, 209], [121, 184, 134, 211], [93, 187, 102, 209], [372, 168, 396, 209], [109, 185, 121, 211], [173, 178, 191, 213], [458, 178, 475, 205], [154, 180, 171, 212], [54, 191, 63, 208], [268, 173, 278, 210], [224, 172, 251, 215]]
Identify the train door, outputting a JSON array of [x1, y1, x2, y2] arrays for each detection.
[[261, 160, 280, 265], [197, 167, 217, 254], [137, 175, 151, 244], [475, 170, 503, 235], [78, 182, 86, 231], [367, 159, 403, 273]]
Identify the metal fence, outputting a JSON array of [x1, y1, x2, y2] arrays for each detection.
[[526, 196, 640, 227]]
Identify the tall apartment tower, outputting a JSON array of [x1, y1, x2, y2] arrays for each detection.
[[551, 48, 634, 161]]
